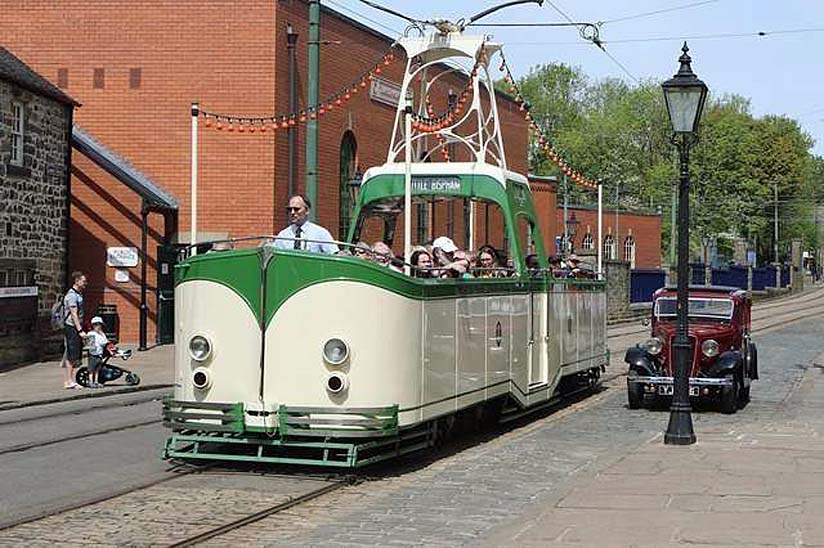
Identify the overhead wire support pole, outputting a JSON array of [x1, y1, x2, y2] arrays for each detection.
[[597, 183, 604, 275], [306, 0, 320, 221], [190, 102, 198, 256]]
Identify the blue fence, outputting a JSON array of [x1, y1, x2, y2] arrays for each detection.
[[630, 269, 667, 303], [688, 263, 791, 291]]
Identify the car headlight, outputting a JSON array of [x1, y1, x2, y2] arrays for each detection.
[[641, 337, 663, 356], [192, 367, 212, 390], [323, 338, 349, 365], [189, 335, 212, 361], [702, 339, 720, 358]]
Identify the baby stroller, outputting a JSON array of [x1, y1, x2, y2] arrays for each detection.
[[75, 342, 140, 387]]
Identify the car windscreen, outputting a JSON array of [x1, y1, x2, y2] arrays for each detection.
[[654, 297, 734, 320]]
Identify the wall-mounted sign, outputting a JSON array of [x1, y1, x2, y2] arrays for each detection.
[[0, 286, 37, 299], [411, 176, 461, 192], [107, 247, 138, 268], [114, 269, 130, 283], [370, 77, 402, 108]]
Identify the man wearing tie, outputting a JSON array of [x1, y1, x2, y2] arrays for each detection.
[[274, 195, 339, 254]]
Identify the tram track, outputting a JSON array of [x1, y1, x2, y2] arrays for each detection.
[[167, 478, 355, 548]]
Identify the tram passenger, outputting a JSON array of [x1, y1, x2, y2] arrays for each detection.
[[410, 249, 434, 278], [373, 242, 404, 273], [273, 195, 339, 254], [352, 241, 371, 260], [475, 245, 502, 278]]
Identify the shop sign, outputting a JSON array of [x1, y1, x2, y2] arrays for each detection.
[[0, 286, 37, 299], [107, 247, 139, 268], [370, 77, 402, 107]]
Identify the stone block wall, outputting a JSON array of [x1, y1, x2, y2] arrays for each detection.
[[0, 79, 71, 366], [604, 259, 630, 319]]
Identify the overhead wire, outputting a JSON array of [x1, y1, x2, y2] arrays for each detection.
[[326, 0, 405, 37], [601, 0, 720, 25]]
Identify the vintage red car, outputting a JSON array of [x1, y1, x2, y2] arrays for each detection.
[[625, 286, 758, 413]]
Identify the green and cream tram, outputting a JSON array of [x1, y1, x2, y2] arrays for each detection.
[[163, 32, 608, 467]]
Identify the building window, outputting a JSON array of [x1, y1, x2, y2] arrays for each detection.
[[582, 233, 594, 250], [129, 68, 142, 89], [603, 235, 616, 260], [338, 131, 357, 240], [57, 68, 69, 88], [15, 270, 28, 286], [0, 271, 7, 287], [624, 236, 636, 268], [93, 68, 105, 89], [11, 101, 24, 166]]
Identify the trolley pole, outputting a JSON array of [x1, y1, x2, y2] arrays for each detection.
[[190, 102, 198, 255], [306, 0, 320, 221]]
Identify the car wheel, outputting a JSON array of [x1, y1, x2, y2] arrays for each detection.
[[748, 343, 759, 380], [627, 381, 644, 409], [738, 384, 751, 407], [720, 375, 739, 414]]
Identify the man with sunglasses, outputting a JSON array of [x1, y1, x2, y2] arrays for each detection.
[[273, 195, 339, 253]]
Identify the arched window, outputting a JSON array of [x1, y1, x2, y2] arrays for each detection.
[[624, 236, 636, 268], [582, 233, 594, 251], [338, 131, 357, 240], [603, 235, 616, 260]]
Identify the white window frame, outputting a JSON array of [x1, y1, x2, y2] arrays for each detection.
[[624, 236, 636, 268], [11, 101, 24, 166], [603, 235, 616, 260], [582, 233, 594, 251]]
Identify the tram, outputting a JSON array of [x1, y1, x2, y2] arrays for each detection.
[[163, 32, 609, 467]]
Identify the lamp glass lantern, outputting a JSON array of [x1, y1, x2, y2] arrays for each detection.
[[662, 43, 708, 134]]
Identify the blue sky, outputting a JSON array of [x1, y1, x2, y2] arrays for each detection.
[[330, 0, 824, 155]]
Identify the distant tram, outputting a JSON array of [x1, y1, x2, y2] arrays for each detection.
[[163, 32, 609, 467]]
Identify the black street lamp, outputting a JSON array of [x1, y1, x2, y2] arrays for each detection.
[[348, 167, 364, 211], [566, 212, 580, 252], [662, 42, 708, 446]]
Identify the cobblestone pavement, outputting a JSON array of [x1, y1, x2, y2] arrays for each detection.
[[0, 473, 335, 547], [205, 320, 824, 547]]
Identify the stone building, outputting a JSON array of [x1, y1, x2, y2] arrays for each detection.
[[0, 47, 78, 365]]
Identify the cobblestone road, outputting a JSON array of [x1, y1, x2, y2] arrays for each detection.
[[1, 318, 821, 547]]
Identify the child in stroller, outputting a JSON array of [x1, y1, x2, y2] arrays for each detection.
[[75, 328, 139, 388]]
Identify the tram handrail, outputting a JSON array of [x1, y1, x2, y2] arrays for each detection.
[[177, 236, 601, 282]]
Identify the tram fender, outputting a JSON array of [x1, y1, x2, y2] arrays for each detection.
[[707, 350, 742, 378], [624, 346, 656, 377]]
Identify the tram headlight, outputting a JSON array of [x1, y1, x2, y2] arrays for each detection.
[[702, 339, 720, 358], [192, 367, 212, 390], [323, 338, 349, 365], [326, 372, 349, 394], [641, 337, 663, 356], [188, 335, 212, 362]]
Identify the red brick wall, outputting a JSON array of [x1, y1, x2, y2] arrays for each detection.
[[1, 0, 528, 343], [552, 208, 662, 268]]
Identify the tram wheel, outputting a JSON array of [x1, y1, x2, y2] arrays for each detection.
[[720, 375, 739, 414], [75, 367, 90, 388]]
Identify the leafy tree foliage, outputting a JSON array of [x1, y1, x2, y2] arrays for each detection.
[[514, 63, 823, 264]]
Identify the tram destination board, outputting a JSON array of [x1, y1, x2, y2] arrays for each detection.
[[412, 176, 461, 193]]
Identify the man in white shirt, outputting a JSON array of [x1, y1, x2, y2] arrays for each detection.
[[273, 195, 339, 254]]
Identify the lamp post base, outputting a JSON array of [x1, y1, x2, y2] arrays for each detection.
[[664, 402, 696, 445]]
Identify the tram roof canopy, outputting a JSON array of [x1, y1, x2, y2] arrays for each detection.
[[362, 162, 527, 188]]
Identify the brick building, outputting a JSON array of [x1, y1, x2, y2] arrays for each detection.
[[0, 47, 77, 364], [529, 176, 662, 269]]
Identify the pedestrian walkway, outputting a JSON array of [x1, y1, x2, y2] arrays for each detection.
[[485, 353, 824, 547], [0, 344, 173, 410]]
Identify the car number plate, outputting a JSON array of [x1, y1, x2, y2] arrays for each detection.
[[657, 385, 700, 396]]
